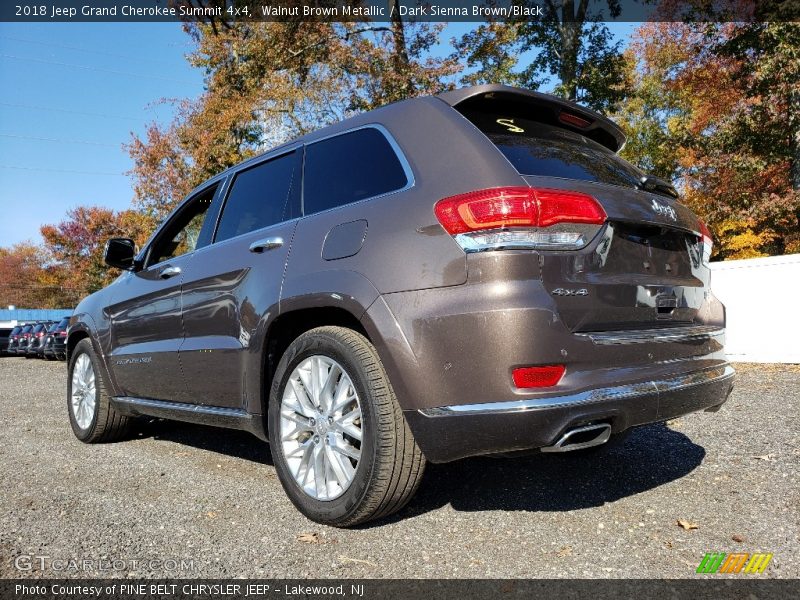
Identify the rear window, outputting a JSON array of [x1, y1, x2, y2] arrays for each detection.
[[462, 111, 645, 189], [57, 317, 69, 328], [33, 324, 45, 333], [21, 325, 32, 333], [303, 127, 408, 216], [11, 326, 21, 335]]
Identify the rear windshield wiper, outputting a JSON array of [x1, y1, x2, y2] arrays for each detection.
[[638, 175, 679, 199]]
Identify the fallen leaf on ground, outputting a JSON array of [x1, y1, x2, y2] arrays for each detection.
[[297, 532, 321, 544], [676, 519, 699, 530], [205, 511, 218, 519], [556, 545, 573, 558], [338, 555, 377, 567], [732, 534, 744, 542], [753, 454, 776, 461]]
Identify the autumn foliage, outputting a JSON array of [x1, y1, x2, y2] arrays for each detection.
[[1, 15, 797, 309], [617, 22, 800, 259]]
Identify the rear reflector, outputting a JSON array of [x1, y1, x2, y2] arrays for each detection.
[[512, 365, 565, 388], [435, 187, 606, 252]]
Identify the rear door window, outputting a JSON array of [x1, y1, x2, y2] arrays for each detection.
[[215, 151, 299, 243], [461, 110, 645, 189], [303, 128, 408, 216]]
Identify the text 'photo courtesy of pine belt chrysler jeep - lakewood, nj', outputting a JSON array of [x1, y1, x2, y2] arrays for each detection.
[[66, 84, 734, 527]]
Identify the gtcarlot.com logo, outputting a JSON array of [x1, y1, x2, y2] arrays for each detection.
[[13, 555, 195, 573], [696, 552, 773, 574]]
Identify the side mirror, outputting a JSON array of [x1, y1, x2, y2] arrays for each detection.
[[104, 238, 137, 270]]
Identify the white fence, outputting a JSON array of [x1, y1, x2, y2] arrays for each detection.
[[710, 253, 800, 363]]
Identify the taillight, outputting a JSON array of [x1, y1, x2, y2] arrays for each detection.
[[559, 111, 592, 129], [58, 331, 67, 338], [513, 365, 566, 389], [698, 219, 713, 263], [434, 187, 606, 252]]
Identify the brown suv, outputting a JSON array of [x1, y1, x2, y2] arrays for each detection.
[[67, 85, 734, 526]]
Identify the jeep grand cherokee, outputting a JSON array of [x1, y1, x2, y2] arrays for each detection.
[[66, 85, 734, 526]]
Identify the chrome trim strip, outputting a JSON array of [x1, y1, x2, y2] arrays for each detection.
[[576, 325, 725, 345], [112, 396, 249, 419], [419, 364, 735, 417]]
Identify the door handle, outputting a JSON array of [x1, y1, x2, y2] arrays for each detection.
[[159, 265, 182, 279], [249, 237, 284, 253]]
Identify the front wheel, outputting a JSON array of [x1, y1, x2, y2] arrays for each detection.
[[67, 339, 130, 443], [268, 326, 425, 527]]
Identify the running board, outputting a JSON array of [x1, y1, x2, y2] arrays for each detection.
[[110, 396, 266, 441]]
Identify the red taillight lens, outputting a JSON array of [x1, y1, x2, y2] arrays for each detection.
[[699, 219, 712, 245], [559, 111, 592, 128], [698, 219, 713, 262], [435, 187, 606, 252], [534, 188, 607, 227], [512, 365, 566, 389], [59, 331, 67, 337], [435, 187, 535, 234], [435, 187, 605, 234]]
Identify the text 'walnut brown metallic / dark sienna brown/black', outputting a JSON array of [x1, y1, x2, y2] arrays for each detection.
[[66, 85, 734, 526]]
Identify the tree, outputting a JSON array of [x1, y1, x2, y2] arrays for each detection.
[[455, 0, 627, 111], [0, 243, 69, 308], [40, 206, 155, 296], [127, 16, 458, 219], [617, 22, 800, 259]]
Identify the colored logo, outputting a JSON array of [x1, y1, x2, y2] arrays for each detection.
[[696, 552, 773, 574]]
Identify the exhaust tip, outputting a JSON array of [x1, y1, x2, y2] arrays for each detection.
[[541, 423, 612, 453]]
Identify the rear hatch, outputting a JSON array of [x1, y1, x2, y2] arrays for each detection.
[[445, 87, 708, 332]]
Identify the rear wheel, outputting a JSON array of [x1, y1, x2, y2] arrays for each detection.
[[268, 326, 425, 527], [67, 339, 130, 443]]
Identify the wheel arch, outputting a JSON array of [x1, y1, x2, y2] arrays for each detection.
[[261, 305, 371, 419]]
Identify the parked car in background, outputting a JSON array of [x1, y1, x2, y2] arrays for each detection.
[[0, 327, 13, 355], [16, 324, 35, 356], [67, 84, 732, 526], [26, 322, 53, 358], [5, 325, 24, 355], [43, 318, 69, 361]]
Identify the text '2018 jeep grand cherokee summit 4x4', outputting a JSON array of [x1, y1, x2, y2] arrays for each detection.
[[67, 85, 734, 526]]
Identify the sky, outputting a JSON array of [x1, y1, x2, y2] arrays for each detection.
[[0, 21, 638, 247]]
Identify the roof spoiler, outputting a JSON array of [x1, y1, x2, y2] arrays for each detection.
[[437, 84, 626, 153]]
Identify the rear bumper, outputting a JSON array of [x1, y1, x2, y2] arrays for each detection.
[[404, 363, 734, 463]]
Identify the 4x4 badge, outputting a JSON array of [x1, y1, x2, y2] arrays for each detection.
[[552, 288, 589, 296]]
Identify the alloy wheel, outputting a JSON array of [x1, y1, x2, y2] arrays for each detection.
[[71, 353, 97, 429], [279, 355, 363, 501]]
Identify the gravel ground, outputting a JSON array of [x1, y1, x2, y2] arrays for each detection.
[[0, 357, 797, 579]]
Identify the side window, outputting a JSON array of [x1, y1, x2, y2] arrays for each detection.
[[303, 128, 408, 216], [148, 185, 217, 267], [215, 152, 298, 243]]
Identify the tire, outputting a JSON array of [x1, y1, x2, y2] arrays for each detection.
[[67, 339, 131, 443], [268, 326, 425, 527]]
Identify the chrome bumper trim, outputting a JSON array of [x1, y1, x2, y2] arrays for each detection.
[[419, 364, 735, 417], [575, 325, 724, 345]]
